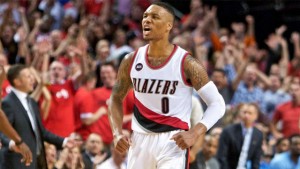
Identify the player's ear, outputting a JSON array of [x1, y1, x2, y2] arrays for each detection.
[[166, 22, 173, 31]]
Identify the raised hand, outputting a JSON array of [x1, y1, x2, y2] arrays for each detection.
[[37, 40, 53, 55], [245, 15, 255, 25], [291, 32, 300, 44], [275, 25, 287, 37], [16, 27, 27, 42], [55, 148, 69, 168]]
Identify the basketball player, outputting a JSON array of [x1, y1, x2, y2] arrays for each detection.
[[108, 2, 225, 169]]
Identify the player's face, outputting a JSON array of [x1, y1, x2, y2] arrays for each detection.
[[142, 5, 173, 41]]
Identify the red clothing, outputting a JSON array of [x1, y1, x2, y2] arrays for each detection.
[[1, 79, 11, 98], [122, 89, 134, 131], [273, 102, 300, 137], [84, 0, 113, 16], [57, 55, 80, 67], [84, 0, 103, 16], [137, 0, 151, 10], [74, 87, 97, 140], [288, 62, 300, 78], [92, 87, 113, 144], [44, 80, 76, 137]]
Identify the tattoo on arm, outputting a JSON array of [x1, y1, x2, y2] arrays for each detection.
[[184, 55, 209, 90], [112, 54, 134, 100], [109, 53, 134, 136]]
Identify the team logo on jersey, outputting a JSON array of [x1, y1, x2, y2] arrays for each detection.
[[135, 63, 143, 71], [132, 78, 178, 95]]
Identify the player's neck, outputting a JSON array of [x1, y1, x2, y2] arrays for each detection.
[[148, 40, 173, 58]]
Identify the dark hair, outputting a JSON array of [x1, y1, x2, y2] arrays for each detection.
[[7, 64, 27, 87], [152, 2, 175, 22], [82, 71, 97, 84], [247, 103, 260, 114], [101, 62, 117, 72], [289, 134, 300, 143], [213, 68, 226, 76], [276, 137, 288, 147]]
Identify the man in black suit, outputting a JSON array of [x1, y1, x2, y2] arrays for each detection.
[[0, 65, 32, 166], [0, 64, 75, 169], [217, 103, 263, 169]]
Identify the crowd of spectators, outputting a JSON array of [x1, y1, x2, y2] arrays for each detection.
[[0, 0, 299, 168]]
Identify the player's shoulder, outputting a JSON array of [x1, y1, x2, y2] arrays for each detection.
[[121, 45, 147, 65], [182, 53, 205, 74], [123, 45, 143, 61], [183, 54, 199, 65], [123, 51, 136, 61]]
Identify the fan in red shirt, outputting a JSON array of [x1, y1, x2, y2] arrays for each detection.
[[271, 77, 300, 138], [74, 72, 107, 140], [92, 62, 117, 145], [44, 56, 86, 137]]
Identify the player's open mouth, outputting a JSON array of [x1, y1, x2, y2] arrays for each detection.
[[143, 28, 151, 32]]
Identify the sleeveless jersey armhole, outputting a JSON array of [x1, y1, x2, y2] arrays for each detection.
[[181, 53, 193, 87], [129, 50, 139, 76]]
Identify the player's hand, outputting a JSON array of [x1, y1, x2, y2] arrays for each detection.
[[12, 142, 33, 166], [171, 130, 198, 150], [114, 134, 131, 154]]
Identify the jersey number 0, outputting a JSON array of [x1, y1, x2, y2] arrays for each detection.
[[161, 97, 169, 114]]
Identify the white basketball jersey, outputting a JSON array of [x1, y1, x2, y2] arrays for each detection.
[[130, 44, 193, 133]]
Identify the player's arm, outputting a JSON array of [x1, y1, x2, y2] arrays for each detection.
[[184, 55, 225, 133], [171, 55, 225, 149], [108, 52, 134, 153]]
